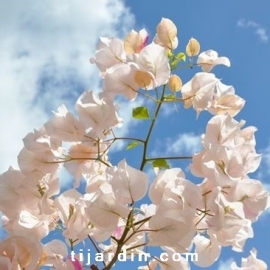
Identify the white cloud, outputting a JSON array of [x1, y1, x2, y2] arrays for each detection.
[[255, 28, 269, 42], [217, 258, 234, 270], [151, 132, 202, 157], [149, 132, 202, 173], [256, 141, 270, 181], [0, 0, 135, 172], [167, 133, 202, 155], [160, 101, 180, 116], [237, 18, 268, 43]]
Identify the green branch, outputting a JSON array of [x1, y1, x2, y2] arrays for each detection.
[[140, 85, 166, 171]]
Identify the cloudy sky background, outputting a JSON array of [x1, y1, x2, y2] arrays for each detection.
[[1, 0, 270, 269]]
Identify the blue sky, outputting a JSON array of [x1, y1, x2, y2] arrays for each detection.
[[0, 0, 270, 269]]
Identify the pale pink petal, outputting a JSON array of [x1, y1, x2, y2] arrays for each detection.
[[137, 43, 171, 87], [22, 128, 61, 153], [75, 90, 122, 138], [90, 37, 126, 73], [227, 179, 268, 221], [124, 29, 149, 54], [0, 235, 42, 270], [42, 239, 68, 265], [149, 168, 186, 204], [197, 50, 230, 72], [109, 159, 148, 203], [44, 104, 85, 142], [148, 216, 193, 247], [193, 233, 221, 267], [103, 63, 139, 100], [18, 147, 61, 175], [54, 189, 82, 225], [181, 72, 219, 115], [0, 257, 12, 270]]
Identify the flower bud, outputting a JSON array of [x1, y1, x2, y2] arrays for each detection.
[[186, 37, 200, 57], [168, 74, 182, 92], [156, 18, 177, 49]]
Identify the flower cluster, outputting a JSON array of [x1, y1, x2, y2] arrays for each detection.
[[0, 18, 268, 270]]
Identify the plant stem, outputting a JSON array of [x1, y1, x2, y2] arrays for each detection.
[[105, 137, 145, 144], [103, 209, 134, 270], [140, 85, 166, 171], [145, 156, 192, 162]]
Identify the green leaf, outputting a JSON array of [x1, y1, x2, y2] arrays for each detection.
[[132, 106, 150, 120], [175, 52, 186, 61], [126, 141, 142, 150], [171, 52, 186, 69], [152, 159, 170, 169]]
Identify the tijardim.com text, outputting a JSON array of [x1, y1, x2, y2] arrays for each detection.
[[71, 249, 198, 266]]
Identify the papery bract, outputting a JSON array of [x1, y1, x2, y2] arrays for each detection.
[[18, 147, 61, 175], [136, 43, 171, 88], [54, 190, 94, 243], [44, 104, 85, 142], [103, 63, 140, 100], [64, 141, 109, 187], [150, 168, 203, 228], [83, 182, 130, 233], [207, 81, 245, 117], [75, 90, 123, 138], [149, 168, 186, 204], [12, 209, 52, 239], [225, 178, 268, 221], [148, 215, 194, 251], [193, 233, 221, 267], [54, 189, 82, 226], [22, 128, 60, 153], [84, 162, 109, 193], [191, 114, 261, 187], [197, 50, 230, 72], [0, 257, 12, 270], [153, 34, 179, 51], [42, 239, 68, 265], [90, 37, 126, 74], [0, 167, 25, 218], [181, 72, 219, 116], [210, 93, 245, 117], [202, 113, 246, 147], [17, 129, 62, 175], [215, 215, 253, 252], [156, 18, 178, 49], [108, 159, 148, 203], [124, 29, 149, 54], [0, 235, 42, 270]]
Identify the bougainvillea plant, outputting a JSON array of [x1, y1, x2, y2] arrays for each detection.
[[0, 18, 268, 270]]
